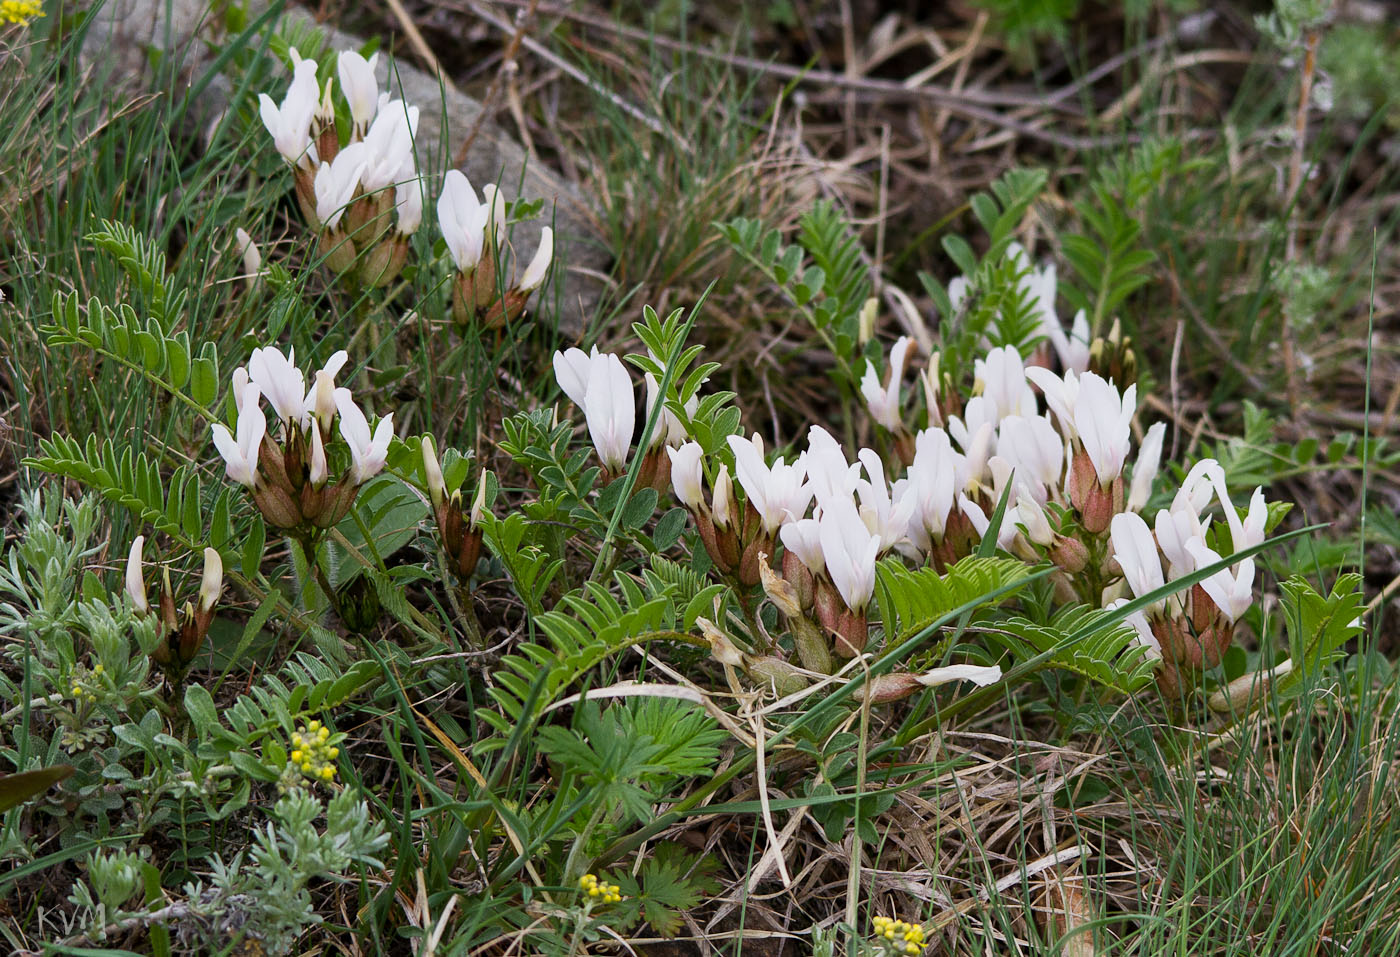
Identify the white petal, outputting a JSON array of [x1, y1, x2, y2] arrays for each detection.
[[518, 227, 553, 292], [125, 535, 148, 614]]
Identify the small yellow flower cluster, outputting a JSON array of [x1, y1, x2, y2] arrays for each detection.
[[70, 663, 104, 705], [1, 0, 44, 25], [288, 720, 340, 784], [578, 873, 622, 904], [872, 916, 926, 956]]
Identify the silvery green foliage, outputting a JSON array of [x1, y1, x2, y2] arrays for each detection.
[[0, 490, 102, 644], [66, 848, 146, 934], [0, 491, 157, 746], [220, 790, 389, 954], [61, 793, 386, 955]]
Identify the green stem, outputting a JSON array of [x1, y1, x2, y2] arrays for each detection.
[[562, 802, 609, 886]]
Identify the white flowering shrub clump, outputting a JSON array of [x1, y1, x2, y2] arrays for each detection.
[[254, 47, 552, 307], [545, 252, 1281, 703]]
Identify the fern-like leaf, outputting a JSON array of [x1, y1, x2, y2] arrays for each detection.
[[985, 605, 1158, 695], [878, 555, 1038, 643]]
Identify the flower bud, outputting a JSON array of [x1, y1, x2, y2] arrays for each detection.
[[422, 435, 446, 507], [199, 548, 223, 613], [234, 228, 262, 291], [470, 471, 489, 529], [308, 425, 328, 487], [125, 536, 148, 614], [857, 297, 878, 344], [1050, 534, 1090, 574], [712, 467, 734, 530], [667, 442, 705, 509]]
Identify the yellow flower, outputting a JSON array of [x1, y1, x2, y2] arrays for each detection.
[[286, 720, 343, 788], [1, 0, 43, 26]]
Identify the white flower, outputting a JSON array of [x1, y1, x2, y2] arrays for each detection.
[[958, 493, 1016, 551], [199, 548, 223, 613], [1209, 472, 1268, 554], [915, 663, 1004, 688], [438, 170, 492, 271], [552, 346, 599, 407], [974, 345, 1036, 423], [395, 176, 424, 235], [231, 366, 250, 414], [1050, 309, 1091, 375], [248, 345, 307, 430], [712, 466, 734, 529], [667, 442, 705, 509], [947, 402, 995, 484], [1154, 506, 1210, 581], [860, 335, 912, 431], [519, 227, 553, 292], [421, 435, 445, 506], [1172, 458, 1225, 516], [1015, 492, 1055, 546], [125, 535, 148, 614], [1075, 372, 1136, 486], [1026, 366, 1081, 441], [855, 448, 914, 552], [234, 228, 262, 280], [804, 426, 860, 509], [779, 518, 825, 576], [582, 353, 635, 472], [258, 53, 320, 167], [1110, 512, 1166, 614], [1185, 539, 1256, 624], [359, 100, 418, 194], [314, 142, 368, 229], [308, 424, 328, 487], [1105, 598, 1162, 660], [948, 276, 970, 311], [303, 350, 349, 432], [480, 184, 507, 249], [1009, 244, 1092, 374], [1127, 422, 1166, 513], [335, 388, 394, 485], [818, 497, 880, 612], [644, 373, 697, 448], [337, 50, 380, 133], [994, 414, 1064, 501], [211, 382, 266, 488], [727, 434, 812, 535], [901, 427, 964, 549], [470, 473, 489, 529]]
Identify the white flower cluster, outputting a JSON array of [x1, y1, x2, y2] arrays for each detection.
[[257, 48, 554, 311], [683, 330, 1263, 688], [439, 170, 553, 326], [211, 346, 393, 529], [259, 50, 423, 243], [1108, 458, 1267, 691]]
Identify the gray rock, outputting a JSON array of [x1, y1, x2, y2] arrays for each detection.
[[81, 0, 606, 331]]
